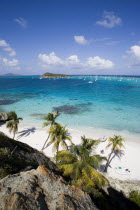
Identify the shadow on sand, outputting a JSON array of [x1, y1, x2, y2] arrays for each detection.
[[17, 127, 36, 139], [99, 149, 125, 172]]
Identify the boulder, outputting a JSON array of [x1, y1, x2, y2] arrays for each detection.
[[0, 165, 97, 210]]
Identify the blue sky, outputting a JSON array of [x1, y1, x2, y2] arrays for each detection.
[[0, 0, 140, 75]]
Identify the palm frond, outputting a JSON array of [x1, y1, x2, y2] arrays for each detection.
[[43, 122, 51, 127], [56, 150, 77, 165], [89, 155, 106, 168]]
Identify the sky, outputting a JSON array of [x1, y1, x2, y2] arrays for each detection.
[[0, 0, 140, 75]]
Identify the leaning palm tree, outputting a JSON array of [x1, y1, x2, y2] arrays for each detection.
[[56, 136, 108, 192], [44, 123, 72, 152], [6, 111, 23, 139], [104, 135, 125, 172], [42, 113, 59, 150]]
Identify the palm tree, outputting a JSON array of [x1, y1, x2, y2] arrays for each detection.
[[6, 111, 23, 139], [104, 135, 125, 172], [44, 123, 72, 152], [56, 136, 108, 192], [42, 113, 59, 150]]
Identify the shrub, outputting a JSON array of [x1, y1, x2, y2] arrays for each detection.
[[129, 191, 140, 207]]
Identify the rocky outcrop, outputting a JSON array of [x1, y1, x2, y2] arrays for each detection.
[[0, 165, 97, 210], [0, 132, 98, 209], [108, 177, 140, 198], [0, 131, 57, 178]]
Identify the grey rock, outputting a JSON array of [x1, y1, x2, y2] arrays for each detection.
[[0, 165, 97, 210]]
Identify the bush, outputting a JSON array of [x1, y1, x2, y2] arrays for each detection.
[[129, 191, 140, 207]]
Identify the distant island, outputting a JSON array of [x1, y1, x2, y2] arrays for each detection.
[[41, 72, 72, 78], [0, 73, 21, 77]]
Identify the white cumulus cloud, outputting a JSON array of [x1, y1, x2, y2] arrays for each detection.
[[1, 57, 19, 67], [38, 52, 114, 71], [0, 40, 9, 47], [0, 40, 16, 56], [129, 45, 140, 58], [96, 12, 122, 28], [86, 56, 114, 69], [14, 17, 27, 28], [38, 52, 63, 65], [74, 36, 89, 45], [2, 58, 19, 66], [127, 45, 140, 67], [67, 55, 80, 64]]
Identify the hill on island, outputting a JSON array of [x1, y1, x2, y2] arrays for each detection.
[[0, 73, 21, 77], [41, 72, 71, 78]]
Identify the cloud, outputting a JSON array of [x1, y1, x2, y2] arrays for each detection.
[[2, 58, 19, 66], [87, 56, 114, 69], [0, 40, 16, 56], [0, 57, 19, 67], [38, 52, 63, 65], [74, 36, 89, 45], [96, 12, 122, 28], [126, 45, 140, 67], [129, 45, 140, 58], [67, 55, 80, 64], [14, 17, 27, 28], [38, 52, 114, 71], [0, 40, 8, 47]]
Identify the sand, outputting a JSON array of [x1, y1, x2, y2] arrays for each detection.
[[0, 122, 140, 181]]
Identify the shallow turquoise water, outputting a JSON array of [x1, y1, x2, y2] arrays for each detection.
[[0, 75, 140, 133]]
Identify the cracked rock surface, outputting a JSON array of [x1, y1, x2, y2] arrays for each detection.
[[0, 165, 98, 210]]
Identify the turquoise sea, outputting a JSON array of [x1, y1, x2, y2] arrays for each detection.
[[0, 75, 140, 134]]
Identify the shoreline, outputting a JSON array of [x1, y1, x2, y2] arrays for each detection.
[[0, 121, 140, 182]]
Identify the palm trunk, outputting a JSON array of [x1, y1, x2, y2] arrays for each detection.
[[13, 132, 16, 140], [42, 122, 54, 150], [41, 133, 51, 150], [104, 148, 114, 172], [108, 153, 116, 166], [66, 144, 69, 151]]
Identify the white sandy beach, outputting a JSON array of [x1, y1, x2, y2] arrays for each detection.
[[0, 122, 140, 182]]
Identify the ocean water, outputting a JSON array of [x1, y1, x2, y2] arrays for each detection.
[[0, 75, 140, 134]]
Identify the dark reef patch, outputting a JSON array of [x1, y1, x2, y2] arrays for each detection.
[[0, 99, 19, 105], [52, 102, 92, 115]]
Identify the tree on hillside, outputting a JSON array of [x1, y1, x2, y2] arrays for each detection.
[[56, 136, 108, 192], [6, 111, 23, 140], [44, 123, 72, 152], [104, 135, 125, 172], [42, 113, 59, 150]]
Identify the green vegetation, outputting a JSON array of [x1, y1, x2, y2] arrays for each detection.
[[1, 111, 140, 210], [45, 123, 72, 152], [42, 112, 59, 150], [0, 132, 34, 153], [42, 72, 71, 78], [129, 191, 140, 207], [0, 131, 52, 179], [6, 111, 23, 139], [56, 136, 108, 192], [104, 135, 125, 172], [0, 146, 35, 179]]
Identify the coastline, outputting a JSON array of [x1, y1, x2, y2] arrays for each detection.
[[0, 121, 140, 182]]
